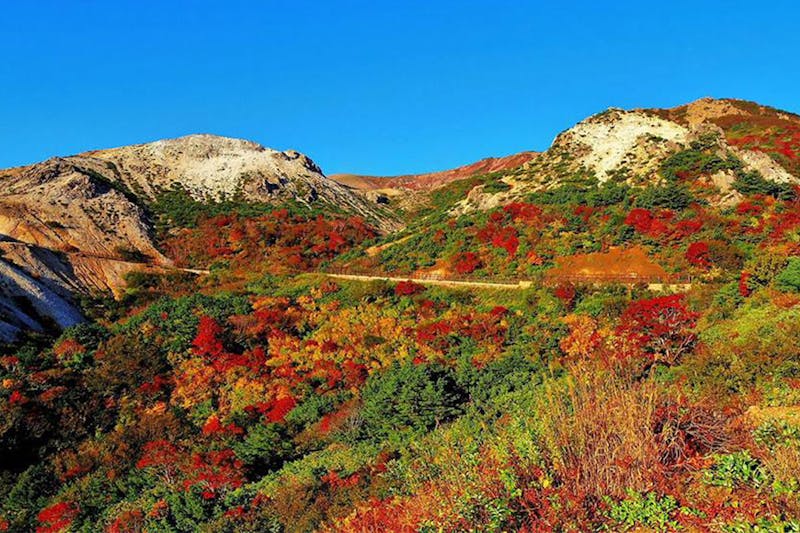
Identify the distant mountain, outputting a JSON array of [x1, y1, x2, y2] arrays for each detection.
[[332, 152, 537, 191]]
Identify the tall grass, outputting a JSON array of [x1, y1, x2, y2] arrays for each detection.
[[532, 364, 664, 499]]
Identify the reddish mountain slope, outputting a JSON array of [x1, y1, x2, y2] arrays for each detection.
[[331, 151, 537, 191]]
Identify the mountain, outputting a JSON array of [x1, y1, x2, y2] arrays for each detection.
[[2, 99, 798, 342], [342, 97, 800, 279], [331, 152, 537, 208], [0, 135, 395, 341], [332, 152, 537, 191], [451, 97, 800, 214], [5, 99, 800, 533]]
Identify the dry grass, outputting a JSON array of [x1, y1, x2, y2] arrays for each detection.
[[533, 364, 664, 499]]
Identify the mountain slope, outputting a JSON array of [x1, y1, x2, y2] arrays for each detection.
[[331, 151, 537, 192], [452, 98, 800, 214], [0, 135, 396, 341]]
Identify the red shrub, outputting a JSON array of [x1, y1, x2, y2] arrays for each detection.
[[739, 271, 751, 297], [394, 280, 426, 296], [36, 502, 79, 533], [491, 226, 519, 256], [265, 396, 297, 423], [192, 316, 225, 357], [686, 242, 711, 268], [136, 440, 181, 471], [107, 509, 144, 533], [452, 252, 481, 274], [736, 200, 762, 215], [503, 202, 542, 222], [618, 294, 699, 366], [553, 284, 576, 306], [624, 208, 654, 234]]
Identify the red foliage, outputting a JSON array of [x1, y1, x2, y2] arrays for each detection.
[[192, 316, 225, 358], [53, 338, 85, 360], [736, 200, 762, 215], [36, 502, 79, 533], [8, 390, 27, 406], [573, 205, 595, 223], [686, 242, 711, 268], [673, 218, 704, 238], [739, 271, 751, 297], [624, 208, 655, 234], [490, 305, 508, 317], [164, 211, 378, 271], [503, 202, 542, 222], [623, 208, 680, 238], [136, 440, 181, 470], [184, 449, 245, 496], [478, 220, 519, 256], [553, 284, 576, 306], [452, 252, 481, 274], [107, 509, 144, 533], [618, 294, 699, 366], [491, 226, 519, 256], [137, 375, 170, 396], [265, 396, 297, 423], [321, 470, 360, 489], [394, 280, 426, 296], [342, 360, 368, 387]]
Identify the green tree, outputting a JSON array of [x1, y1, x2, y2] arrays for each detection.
[[359, 362, 467, 441]]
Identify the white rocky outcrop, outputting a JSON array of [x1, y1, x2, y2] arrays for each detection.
[[551, 109, 691, 182]]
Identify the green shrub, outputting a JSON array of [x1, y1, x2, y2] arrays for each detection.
[[705, 451, 770, 489], [733, 171, 796, 200], [634, 182, 696, 209], [358, 362, 467, 442], [482, 180, 512, 193], [233, 423, 294, 474], [605, 491, 680, 531], [776, 258, 800, 292]]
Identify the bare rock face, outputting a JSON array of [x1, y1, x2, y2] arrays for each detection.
[[0, 134, 396, 341], [549, 109, 691, 182]]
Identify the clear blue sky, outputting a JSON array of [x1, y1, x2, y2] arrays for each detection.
[[2, 1, 798, 175]]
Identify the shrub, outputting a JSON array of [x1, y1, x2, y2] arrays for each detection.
[[686, 241, 711, 268], [704, 451, 770, 489], [358, 362, 467, 441], [634, 183, 695, 210], [394, 280, 426, 296], [745, 252, 788, 289], [776, 257, 800, 292], [606, 491, 679, 531], [618, 294, 699, 368], [733, 171, 796, 200]]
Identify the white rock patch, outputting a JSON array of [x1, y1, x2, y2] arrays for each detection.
[[562, 111, 690, 181]]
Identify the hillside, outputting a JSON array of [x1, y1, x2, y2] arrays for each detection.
[[449, 98, 799, 215], [0, 135, 396, 342], [1, 98, 800, 532], [339, 98, 800, 282]]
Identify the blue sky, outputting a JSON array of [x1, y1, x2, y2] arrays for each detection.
[[1, 1, 798, 175]]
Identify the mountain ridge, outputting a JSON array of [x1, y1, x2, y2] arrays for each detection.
[[2, 97, 799, 342]]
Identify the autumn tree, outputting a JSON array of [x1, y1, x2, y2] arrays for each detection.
[[618, 294, 699, 368]]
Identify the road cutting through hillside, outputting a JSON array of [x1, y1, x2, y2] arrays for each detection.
[[321, 271, 692, 292], [323, 272, 530, 289]]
